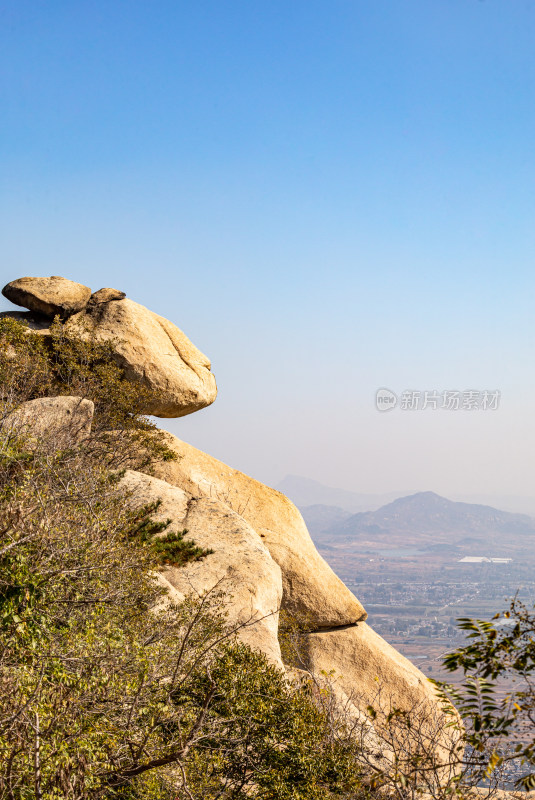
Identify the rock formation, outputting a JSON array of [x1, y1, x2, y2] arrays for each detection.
[[120, 470, 284, 668], [301, 622, 443, 722], [1, 274, 454, 754], [152, 432, 366, 627], [2, 276, 91, 318], [87, 287, 126, 306], [69, 298, 217, 417], [1, 276, 217, 418]]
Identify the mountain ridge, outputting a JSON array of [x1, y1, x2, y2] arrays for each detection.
[[317, 491, 535, 557], [277, 475, 535, 517]]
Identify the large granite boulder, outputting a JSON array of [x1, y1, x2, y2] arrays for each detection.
[[151, 433, 367, 628], [64, 297, 217, 418], [120, 470, 284, 667], [2, 276, 91, 318], [1, 276, 217, 419], [300, 622, 440, 716]]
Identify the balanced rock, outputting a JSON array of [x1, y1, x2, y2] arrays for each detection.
[[66, 297, 217, 418], [2, 276, 91, 318], [88, 287, 126, 306], [151, 433, 367, 628], [1, 277, 217, 418], [121, 470, 284, 667], [4, 396, 94, 445]]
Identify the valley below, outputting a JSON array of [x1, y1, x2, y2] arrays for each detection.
[[286, 484, 535, 696], [322, 548, 533, 689]]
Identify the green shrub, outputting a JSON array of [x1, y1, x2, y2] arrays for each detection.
[[127, 501, 213, 566]]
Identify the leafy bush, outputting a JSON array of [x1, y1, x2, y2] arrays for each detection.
[[439, 598, 535, 790]]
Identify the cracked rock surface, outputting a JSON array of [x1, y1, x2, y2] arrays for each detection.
[[151, 433, 367, 628], [120, 470, 283, 667]]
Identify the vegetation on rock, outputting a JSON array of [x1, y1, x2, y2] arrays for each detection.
[[2, 316, 535, 799], [0, 314, 175, 469], [0, 318, 365, 799]]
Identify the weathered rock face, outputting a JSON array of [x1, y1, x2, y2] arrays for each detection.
[[2, 276, 91, 318], [301, 622, 439, 716], [1, 273, 454, 763], [298, 625, 462, 775], [151, 433, 367, 628], [87, 287, 126, 306], [299, 621, 462, 767], [4, 396, 94, 445], [120, 470, 284, 667], [65, 297, 217, 418]]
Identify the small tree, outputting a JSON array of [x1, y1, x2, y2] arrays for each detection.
[[439, 597, 535, 790]]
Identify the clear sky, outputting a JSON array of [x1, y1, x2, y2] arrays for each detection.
[[2, 1, 535, 499]]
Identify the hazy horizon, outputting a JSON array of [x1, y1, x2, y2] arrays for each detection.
[[275, 474, 535, 517], [2, 1, 535, 498]]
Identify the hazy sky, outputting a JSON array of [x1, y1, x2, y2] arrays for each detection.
[[2, 1, 535, 498]]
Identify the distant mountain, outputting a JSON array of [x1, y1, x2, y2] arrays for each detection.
[[276, 475, 407, 513], [323, 491, 535, 555], [299, 504, 352, 537], [277, 475, 535, 517]]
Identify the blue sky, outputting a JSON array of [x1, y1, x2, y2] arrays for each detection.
[[2, 1, 535, 499]]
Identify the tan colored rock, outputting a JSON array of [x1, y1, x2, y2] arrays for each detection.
[[301, 622, 438, 715], [120, 470, 284, 667], [2, 276, 91, 318], [65, 297, 217, 418], [151, 433, 367, 627], [4, 396, 94, 444], [299, 623, 461, 768], [1, 292, 217, 419], [152, 572, 188, 613], [88, 288, 126, 306]]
